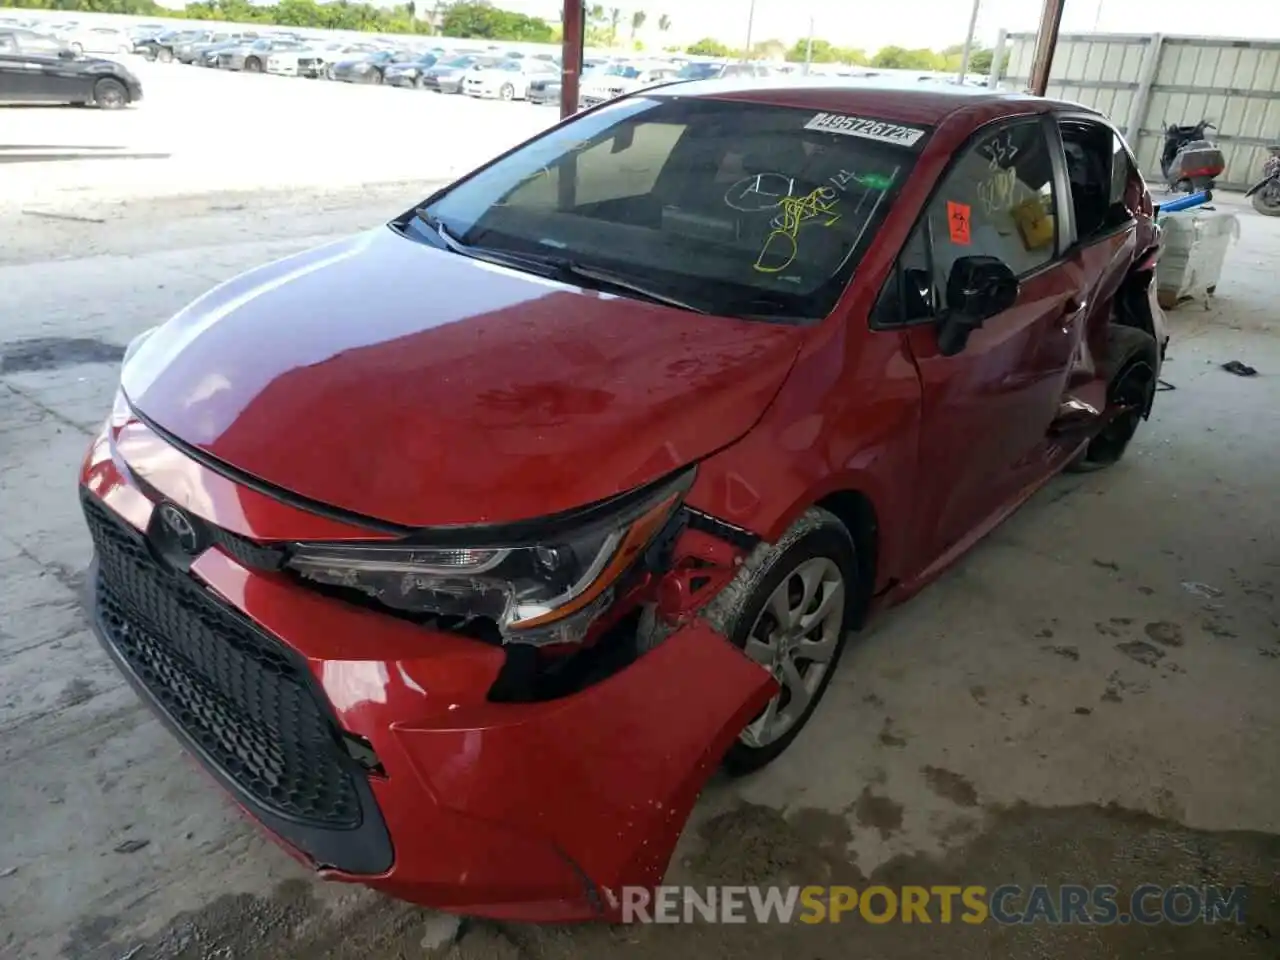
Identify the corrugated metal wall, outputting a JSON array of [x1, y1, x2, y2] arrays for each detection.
[[1001, 32, 1280, 191]]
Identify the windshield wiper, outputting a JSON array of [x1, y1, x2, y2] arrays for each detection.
[[503, 254, 710, 314], [410, 211, 706, 313]]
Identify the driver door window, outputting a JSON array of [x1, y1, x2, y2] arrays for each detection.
[[925, 119, 1058, 288]]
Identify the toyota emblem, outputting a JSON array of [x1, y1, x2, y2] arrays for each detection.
[[157, 503, 200, 555]]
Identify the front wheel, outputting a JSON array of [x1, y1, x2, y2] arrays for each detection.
[[157, 47, 173, 63], [244, 56, 262, 73], [716, 508, 858, 776], [1067, 326, 1158, 473], [369, 69, 383, 85], [93, 77, 128, 110], [71, 42, 83, 56], [1251, 184, 1280, 216], [499, 82, 515, 100]]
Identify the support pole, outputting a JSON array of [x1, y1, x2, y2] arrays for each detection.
[[1028, 0, 1065, 95], [988, 27, 1006, 89], [742, 0, 756, 62], [958, 0, 981, 82], [804, 16, 814, 75], [560, 0, 585, 120]]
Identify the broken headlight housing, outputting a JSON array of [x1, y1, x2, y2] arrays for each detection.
[[285, 469, 693, 646]]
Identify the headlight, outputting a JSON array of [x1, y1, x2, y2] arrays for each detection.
[[286, 469, 693, 646]]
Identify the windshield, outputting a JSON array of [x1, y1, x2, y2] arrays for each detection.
[[497, 60, 521, 71], [676, 62, 721, 80], [443, 56, 474, 69], [605, 64, 642, 78], [416, 97, 921, 323]]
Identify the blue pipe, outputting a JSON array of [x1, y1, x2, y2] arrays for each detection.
[[1158, 190, 1212, 215]]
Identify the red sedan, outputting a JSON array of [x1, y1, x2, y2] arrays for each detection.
[[79, 78, 1167, 922]]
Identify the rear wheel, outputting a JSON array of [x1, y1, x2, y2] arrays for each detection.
[[93, 78, 128, 110], [413, 75, 425, 89], [157, 47, 173, 63], [1066, 326, 1158, 473], [716, 508, 859, 776], [369, 68, 383, 84], [1251, 184, 1280, 216]]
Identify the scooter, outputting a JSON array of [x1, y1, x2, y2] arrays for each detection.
[[1244, 144, 1280, 217], [1160, 120, 1226, 196]]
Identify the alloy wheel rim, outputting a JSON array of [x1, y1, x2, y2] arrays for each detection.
[[739, 556, 845, 748]]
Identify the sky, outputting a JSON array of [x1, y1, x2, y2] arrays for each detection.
[[496, 0, 1280, 53]]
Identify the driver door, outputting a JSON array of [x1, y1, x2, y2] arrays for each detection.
[[881, 117, 1083, 568]]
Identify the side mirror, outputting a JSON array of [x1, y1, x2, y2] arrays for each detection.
[[937, 256, 1019, 356], [58, 47, 76, 59]]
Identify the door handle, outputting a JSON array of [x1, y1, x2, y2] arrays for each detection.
[[1063, 297, 1084, 314]]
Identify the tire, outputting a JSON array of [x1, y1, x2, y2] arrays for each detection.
[[1251, 186, 1280, 216], [1066, 326, 1159, 473], [244, 57, 262, 73], [713, 508, 859, 776], [325, 65, 336, 81], [369, 69, 383, 85], [157, 47, 173, 63], [71, 42, 83, 56], [413, 75, 424, 89], [93, 78, 128, 110], [499, 82, 515, 100]]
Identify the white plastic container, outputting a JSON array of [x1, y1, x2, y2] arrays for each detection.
[[1156, 208, 1240, 308]]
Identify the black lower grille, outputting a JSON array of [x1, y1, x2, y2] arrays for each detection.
[[83, 495, 361, 829]]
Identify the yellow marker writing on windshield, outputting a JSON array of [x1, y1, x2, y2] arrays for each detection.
[[754, 187, 841, 274]]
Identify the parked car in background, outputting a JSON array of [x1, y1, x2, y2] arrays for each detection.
[[421, 54, 495, 94], [217, 36, 307, 73], [383, 52, 440, 88], [269, 40, 374, 78], [56, 24, 132, 56], [177, 31, 257, 65], [578, 61, 680, 109], [0, 27, 70, 57], [463, 57, 558, 100], [672, 58, 773, 81], [0, 48, 141, 107], [138, 29, 211, 63], [527, 59, 606, 106], [328, 48, 410, 84]]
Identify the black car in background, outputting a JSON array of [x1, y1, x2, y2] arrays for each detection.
[[136, 30, 212, 63], [0, 50, 142, 107], [327, 48, 408, 84], [421, 54, 496, 93], [177, 31, 257, 65], [382, 52, 439, 88]]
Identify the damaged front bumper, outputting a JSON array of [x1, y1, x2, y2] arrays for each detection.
[[79, 416, 777, 921]]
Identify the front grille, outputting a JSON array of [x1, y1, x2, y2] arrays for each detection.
[[83, 495, 362, 829]]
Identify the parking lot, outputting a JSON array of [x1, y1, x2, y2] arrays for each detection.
[[1, 54, 556, 213], [3, 53, 1280, 960]]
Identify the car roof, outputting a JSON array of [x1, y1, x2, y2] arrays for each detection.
[[649, 76, 1085, 127]]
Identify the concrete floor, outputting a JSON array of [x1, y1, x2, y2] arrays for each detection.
[[1, 183, 1278, 959]]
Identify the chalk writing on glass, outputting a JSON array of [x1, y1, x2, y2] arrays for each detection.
[[977, 165, 1018, 215], [754, 187, 842, 274], [725, 173, 797, 212], [979, 129, 1020, 169], [828, 169, 896, 193]]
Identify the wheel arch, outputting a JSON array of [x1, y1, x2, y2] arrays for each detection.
[[811, 489, 879, 629]]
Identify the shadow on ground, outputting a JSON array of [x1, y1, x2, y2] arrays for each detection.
[[67, 800, 1280, 960]]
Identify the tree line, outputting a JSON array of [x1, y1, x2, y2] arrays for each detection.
[[4, 0, 1004, 74]]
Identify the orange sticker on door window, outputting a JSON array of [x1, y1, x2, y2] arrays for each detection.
[[946, 201, 972, 245]]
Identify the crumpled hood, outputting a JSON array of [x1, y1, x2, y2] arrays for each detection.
[[122, 227, 802, 528]]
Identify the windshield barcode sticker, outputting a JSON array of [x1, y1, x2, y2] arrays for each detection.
[[804, 113, 927, 147]]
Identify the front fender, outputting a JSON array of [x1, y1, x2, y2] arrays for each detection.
[[1243, 175, 1278, 198]]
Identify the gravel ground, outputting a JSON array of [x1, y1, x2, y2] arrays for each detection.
[[1, 81, 1277, 958]]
